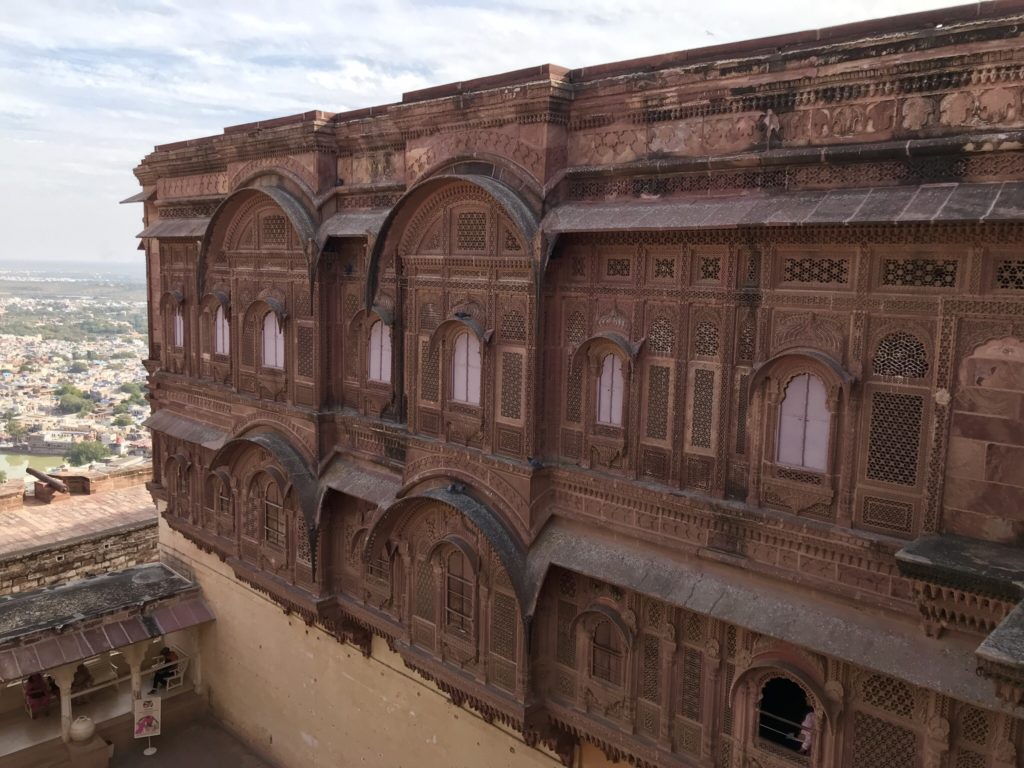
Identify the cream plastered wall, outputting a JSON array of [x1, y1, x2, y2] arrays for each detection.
[[159, 519, 563, 768]]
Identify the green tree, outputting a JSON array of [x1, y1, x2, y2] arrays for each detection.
[[55, 382, 86, 397], [112, 414, 133, 427], [58, 394, 94, 415], [68, 361, 89, 374], [5, 418, 27, 441], [119, 382, 143, 396], [64, 441, 109, 467], [0, 469, 7, 484]]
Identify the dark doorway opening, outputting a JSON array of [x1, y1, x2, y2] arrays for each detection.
[[757, 677, 812, 753]]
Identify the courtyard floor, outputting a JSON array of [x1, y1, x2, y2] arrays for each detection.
[[112, 720, 274, 768]]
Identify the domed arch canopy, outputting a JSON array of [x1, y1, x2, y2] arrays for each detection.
[[203, 290, 230, 312], [365, 173, 540, 310], [363, 485, 529, 617], [198, 185, 318, 295], [749, 348, 855, 399], [428, 315, 494, 351], [211, 430, 318, 535], [570, 331, 643, 371], [570, 602, 636, 649], [729, 658, 838, 726]]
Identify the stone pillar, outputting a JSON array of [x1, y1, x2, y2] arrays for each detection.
[[50, 664, 76, 743], [120, 641, 150, 699], [921, 714, 949, 768]]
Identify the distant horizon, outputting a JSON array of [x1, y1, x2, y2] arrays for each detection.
[[0, 257, 145, 278]]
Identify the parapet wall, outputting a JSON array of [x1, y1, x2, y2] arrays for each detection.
[[0, 521, 157, 597], [0, 462, 158, 596]]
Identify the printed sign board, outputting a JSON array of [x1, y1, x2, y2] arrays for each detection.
[[133, 696, 161, 738]]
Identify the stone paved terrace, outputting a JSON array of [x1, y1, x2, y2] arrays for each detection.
[[0, 484, 155, 557], [112, 720, 274, 768]]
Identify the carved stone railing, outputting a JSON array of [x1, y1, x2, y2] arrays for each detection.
[[897, 534, 1024, 707]]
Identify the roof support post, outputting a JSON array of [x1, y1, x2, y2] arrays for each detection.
[[120, 641, 150, 700], [50, 664, 75, 743]]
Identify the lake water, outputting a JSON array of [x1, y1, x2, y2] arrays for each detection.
[[0, 452, 65, 483]]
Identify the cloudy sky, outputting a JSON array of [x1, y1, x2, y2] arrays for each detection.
[[1, 0, 958, 265]]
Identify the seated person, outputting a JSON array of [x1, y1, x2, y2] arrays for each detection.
[[71, 663, 93, 692], [149, 647, 178, 694], [71, 663, 94, 695], [24, 673, 56, 717], [24, 673, 49, 700]]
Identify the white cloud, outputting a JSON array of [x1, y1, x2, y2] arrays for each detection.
[[0, 0, 959, 263]]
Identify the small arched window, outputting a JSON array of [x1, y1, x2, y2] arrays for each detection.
[[591, 620, 624, 685], [596, 353, 624, 427], [444, 549, 473, 634], [262, 312, 284, 370], [776, 373, 829, 472], [262, 479, 285, 548], [216, 477, 231, 517], [172, 306, 184, 349], [451, 331, 481, 405], [367, 320, 392, 383], [757, 677, 815, 755], [214, 305, 230, 356]]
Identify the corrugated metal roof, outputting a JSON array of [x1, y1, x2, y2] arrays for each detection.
[[543, 182, 1024, 233], [0, 563, 215, 682]]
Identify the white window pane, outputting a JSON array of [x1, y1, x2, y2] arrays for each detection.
[[803, 375, 830, 471], [610, 357, 624, 427], [173, 308, 183, 347], [381, 324, 392, 383], [777, 374, 809, 466], [467, 334, 481, 405], [263, 313, 283, 369], [597, 354, 615, 424], [368, 322, 382, 380], [453, 333, 468, 402], [262, 317, 271, 365], [214, 307, 229, 355]]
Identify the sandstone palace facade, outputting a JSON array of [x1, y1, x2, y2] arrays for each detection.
[[129, 5, 1024, 767]]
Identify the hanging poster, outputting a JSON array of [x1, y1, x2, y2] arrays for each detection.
[[133, 696, 162, 738]]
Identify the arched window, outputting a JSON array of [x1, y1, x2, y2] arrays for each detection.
[[596, 353, 624, 427], [214, 305, 230, 356], [444, 549, 473, 634], [216, 478, 231, 517], [262, 479, 285, 548], [591, 620, 624, 685], [757, 677, 815, 755], [366, 548, 391, 585], [776, 373, 829, 472], [367, 320, 392, 383], [872, 332, 928, 379], [262, 312, 284, 370], [172, 306, 184, 348], [451, 331, 481, 405]]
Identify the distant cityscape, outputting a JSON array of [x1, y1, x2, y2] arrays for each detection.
[[0, 261, 150, 484]]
